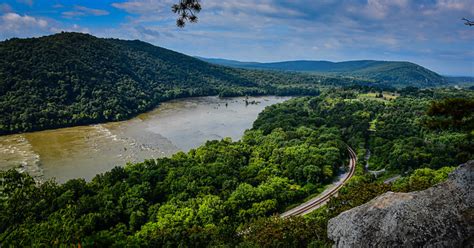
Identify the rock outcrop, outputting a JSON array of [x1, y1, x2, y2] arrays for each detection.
[[328, 160, 473, 247]]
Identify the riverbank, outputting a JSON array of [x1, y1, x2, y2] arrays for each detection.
[[0, 96, 290, 183]]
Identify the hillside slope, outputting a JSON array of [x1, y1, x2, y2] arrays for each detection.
[[198, 58, 446, 87], [0, 33, 332, 134]]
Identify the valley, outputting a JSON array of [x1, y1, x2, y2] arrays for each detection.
[[0, 96, 289, 182], [1, 85, 472, 246], [0, 31, 472, 247]]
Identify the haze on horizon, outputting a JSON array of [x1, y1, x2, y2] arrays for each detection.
[[1, 0, 473, 76]]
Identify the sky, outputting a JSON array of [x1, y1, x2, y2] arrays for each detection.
[[1, 0, 473, 76]]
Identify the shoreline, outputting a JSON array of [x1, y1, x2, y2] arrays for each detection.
[[0, 94, 303, 137]]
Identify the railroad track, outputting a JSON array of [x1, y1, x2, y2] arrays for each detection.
[[281, 146, 357, 217]]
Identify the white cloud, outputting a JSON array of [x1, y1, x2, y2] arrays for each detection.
[[111, 0, 305, 25], [111, 0, 174, 15], [422, 0, 474, 15], [436, 0, 470, 11], [2, 12, 47, 29], [0, 12, 49, 39], [204, 0, 304, 17], [62, 5, 110, 19], [0, 0, 471, 75], [74, 5, 109, 16], [363, 0, 408, 19], [0, 12, 91, 40]]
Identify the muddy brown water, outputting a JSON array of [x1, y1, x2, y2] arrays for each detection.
[[0, 96, 290, 183]]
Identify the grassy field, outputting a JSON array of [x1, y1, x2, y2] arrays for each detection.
[[358, 92, 398, 102]]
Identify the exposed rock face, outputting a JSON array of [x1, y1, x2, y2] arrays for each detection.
[[328, 160, 473, 248]]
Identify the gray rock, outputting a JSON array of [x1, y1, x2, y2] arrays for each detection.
[[328, 160, 474, 248]]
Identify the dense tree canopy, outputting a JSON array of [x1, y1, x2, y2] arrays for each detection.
[[425, 98, 474, 131], [1, 88, 472, 246], [201, 58, 448, 88], [0, 32, 371, 135]]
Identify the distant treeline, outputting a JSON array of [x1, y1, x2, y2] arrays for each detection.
[[2, 33, 465, 135], [0, 32, 372, 135], [198, 57, 449, 88], [1, 87, 472, 246]]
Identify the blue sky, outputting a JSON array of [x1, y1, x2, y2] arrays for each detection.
[[1, 0, 473, 76]]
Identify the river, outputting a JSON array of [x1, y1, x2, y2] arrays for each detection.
[[0, 96, 290, 183]]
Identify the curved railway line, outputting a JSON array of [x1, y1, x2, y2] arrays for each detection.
[[281, 146, 357, 217]]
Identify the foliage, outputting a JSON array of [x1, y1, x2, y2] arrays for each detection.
[[391, 166, 455, 192], [199, 58, 448, 88], [0, 32, 352, 135], [0, 88, 472, 246], [0, 97, 351, 246], [172, 0, 201, 27], [425, 98, 474, 131], [241, 165, 455, 247], [240, 216, 329, 248]]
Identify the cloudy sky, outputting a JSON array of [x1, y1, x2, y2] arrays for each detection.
[[1, 0, 473, 76]]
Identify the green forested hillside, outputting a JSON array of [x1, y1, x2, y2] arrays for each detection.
[[1, 88, 472, 247], [445, 76, 474, 86], [1, 32, 351, 134], [1, 32, 452, 135], [199, 58, 447, 87]]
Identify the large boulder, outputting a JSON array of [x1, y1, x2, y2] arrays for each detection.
[[328, 161, 473, 247]]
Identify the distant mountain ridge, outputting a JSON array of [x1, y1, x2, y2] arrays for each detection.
[[445, 76, 474, 86], [0, 32, 459, 134], [197, 57, 447, 87], [0, 32, 329, 134]]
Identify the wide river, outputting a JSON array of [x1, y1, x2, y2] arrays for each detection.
[[0, 96, 290, 183]]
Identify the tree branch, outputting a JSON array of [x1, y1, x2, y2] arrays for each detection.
[[172, 0, 201, 28], [462, 18, 474, 26]]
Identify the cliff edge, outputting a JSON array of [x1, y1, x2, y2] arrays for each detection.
[[328, 160, 473, 247]]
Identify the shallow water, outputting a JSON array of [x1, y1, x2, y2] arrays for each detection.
[[0, 96, 290, 183]]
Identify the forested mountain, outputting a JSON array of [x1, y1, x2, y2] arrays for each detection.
[[0, 32, 350, 134], [1, 88, 472, 246], [445, 76, 474, 86], [1, 32, 457, 135], [198, 57, 447, 87]]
